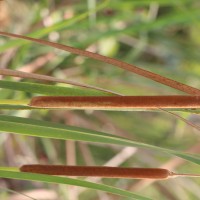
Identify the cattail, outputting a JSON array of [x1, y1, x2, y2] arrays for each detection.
[[29, 95, 200, 109], [20, 165, 200, 180]]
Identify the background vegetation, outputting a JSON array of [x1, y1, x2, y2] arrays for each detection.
[[0, 0, 200, 199]]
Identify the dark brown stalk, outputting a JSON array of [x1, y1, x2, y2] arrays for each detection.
[[29, 95, 200, 109], [0, 31, 200, 95]]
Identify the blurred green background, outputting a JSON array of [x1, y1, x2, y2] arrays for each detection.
[[0, 0, 200, 200]]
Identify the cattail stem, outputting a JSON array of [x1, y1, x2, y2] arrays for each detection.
[[20, 165, 200, 180], [170, 173, 200, 178], [29, 95, 200, 109]]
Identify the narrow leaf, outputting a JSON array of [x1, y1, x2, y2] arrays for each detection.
[[0, 115, 200, 165], [0, 32, 200, 95], [0, 69, 119, 95], [0, 169, 151, 200], [0, 80, 112, 96]]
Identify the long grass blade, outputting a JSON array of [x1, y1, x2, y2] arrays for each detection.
[[0, 69, 119, 95], [0, 80, 113, 96], [0, 168, 151, 200], [0, 115, 199, 165], [0, 32, 200, 95]]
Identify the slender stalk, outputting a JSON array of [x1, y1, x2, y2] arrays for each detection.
[[20, 165, 200, 180], [0, 69, 119, 95], [29, 95, 200, 109], [0, 31, 200, 95], [171, 173, 200, 178], [159, 108, 200, 131]]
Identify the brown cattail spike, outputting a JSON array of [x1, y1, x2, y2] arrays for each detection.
[[29, 96, 200, 109], [20, 165, 173, 180]]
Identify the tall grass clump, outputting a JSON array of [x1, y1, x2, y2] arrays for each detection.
[[0, 0, 200, 200]]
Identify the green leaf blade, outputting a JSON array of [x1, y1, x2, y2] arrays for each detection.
[[0, 115, 200, 165], [0, 169, 151, 200], [0, 80, 111, 96]]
